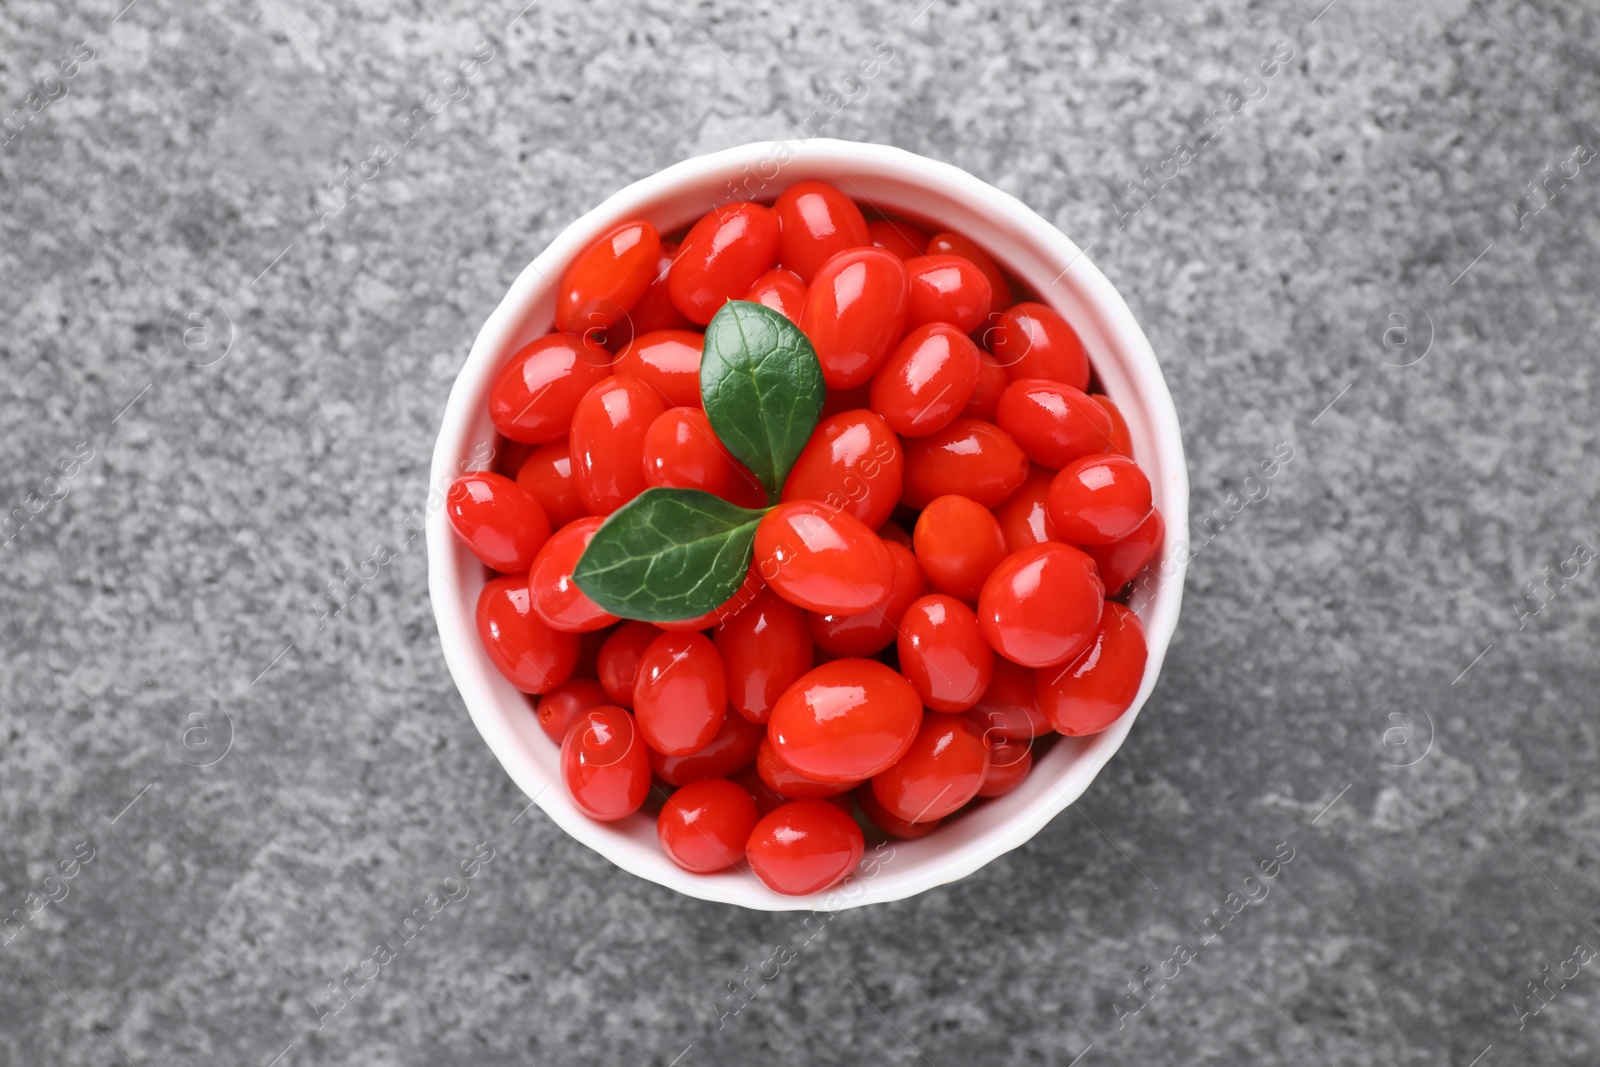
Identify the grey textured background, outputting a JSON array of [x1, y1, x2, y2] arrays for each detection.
[[2, 0, 1598, 1064]]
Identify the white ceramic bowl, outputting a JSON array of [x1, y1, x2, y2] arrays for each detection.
[[427, 139, 1188, 911]]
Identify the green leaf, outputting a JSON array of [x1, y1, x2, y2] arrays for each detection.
[[700, 300, 825, 504], [572, 488, 765, 623]]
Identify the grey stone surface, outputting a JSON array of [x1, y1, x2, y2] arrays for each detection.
[[2, 0, 1598, 1063]]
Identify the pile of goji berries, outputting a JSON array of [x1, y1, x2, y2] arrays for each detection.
[[448, 180, 1164, 896]]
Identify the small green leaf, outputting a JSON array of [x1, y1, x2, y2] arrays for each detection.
[[572, 488, 765, 622], [700, 300, 825, 504]]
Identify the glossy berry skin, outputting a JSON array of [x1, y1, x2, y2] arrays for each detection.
[[869, 323, 981, 437], [962, 353, 1010, 422], [1085, 508, 1164, 594], [988, 302, 1091, 391], [912, 495, 1008, 601], [633, 632, 728, 756], [604, 240, 691, 351], [965, 657, 1050, 741], [655, 567, 766, 634], [854, 785, 941, 840], [1047, 454, 1153, 545], [447, 472, 552, 574], [977, 737, 1033, 798], [756, 738, 855, 799], [570, 375, 669, 515], [810, 542, 924, 658], [747, 799, 865, 896], [537, 677, 610, 744], [977, 543, 1105, 667], [516, 444, 588, 529], [897, 594, 994, 712], [475, 576, 578, 694], [1038, 602, 1147, 736], [781, 409, 904, 530], [744, 268, 807, 324], [755, 501, 895, 615], [868, 218, 931, 260], [613, 329, 704, 409], [995, 379, 1117, 469], [560, 705, 651, 821], [926, 231, 1011, 317], [994, 465, 1061, 554], [555, 219, 661, 334], [1091, 394, 1135, 457], [901, 418, 1029, 509], [768, 659, 923, 783], [732, 764, 793, 816], [903, 254, 993, 334], [643, 407, 742, 497], [528, 517, 620, 633], [596, 620, 661, 707], [774, 181, 872, 282], [715, 588, 814, 724], [870, 715, 989, 823], [649, 713, 764, 787], [799, 248, 909, 389], [669, 202, 781, 324], [657, 779, 761, 873], [735, 764, 851, 816], [489, 333, 613, 444]]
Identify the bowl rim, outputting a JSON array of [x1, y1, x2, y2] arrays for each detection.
[[427, 138, 1189, 911]]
